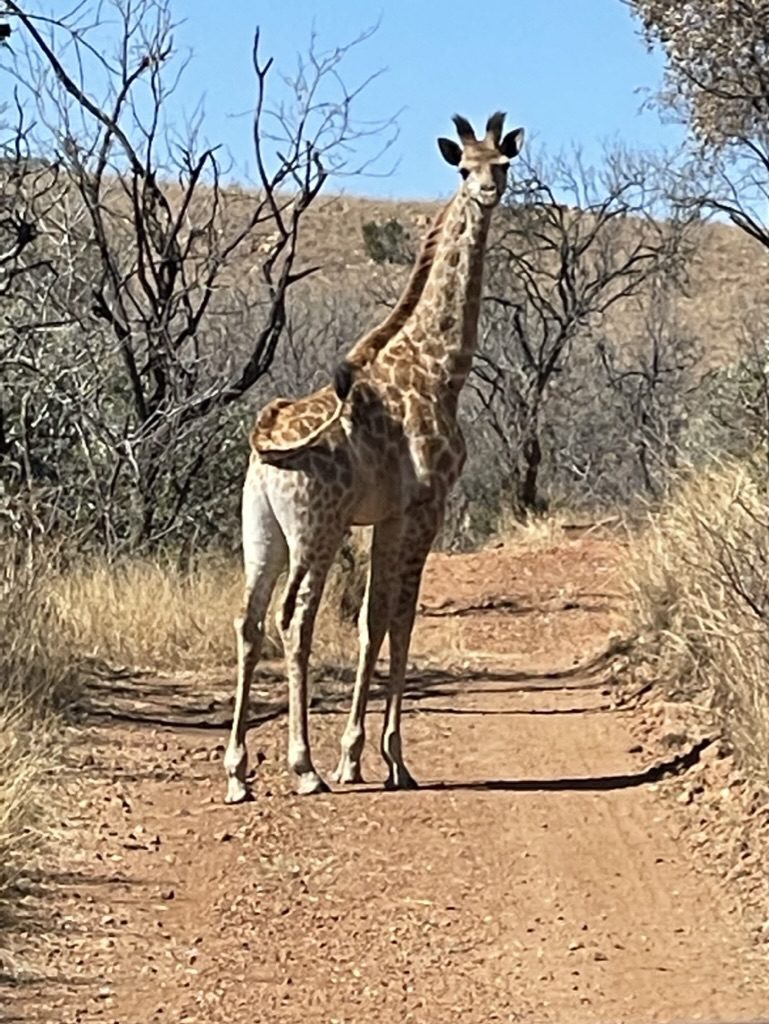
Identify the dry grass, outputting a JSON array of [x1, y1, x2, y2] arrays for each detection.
[[495, 510, 572, 551], [45, 538, 370, 674], [0, 534, 368, 948], [47, 554, 246, 672], [628, 455, 768, 784], [494, 510, 623, 552], [0, 551, 77, 923]]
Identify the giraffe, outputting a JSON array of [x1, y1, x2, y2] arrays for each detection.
[[224, 111, 524, 803]]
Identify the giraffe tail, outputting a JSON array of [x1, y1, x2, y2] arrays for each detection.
[[333, 359, 356, 401], [252, 403, 345, 458], [251, 385, 348, 460]]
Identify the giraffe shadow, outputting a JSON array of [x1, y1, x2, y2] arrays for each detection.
[[335, 738, 712, 798], [73, 637, 632, 734]]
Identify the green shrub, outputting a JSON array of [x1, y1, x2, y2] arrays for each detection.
[[362, 218, 413, 264]]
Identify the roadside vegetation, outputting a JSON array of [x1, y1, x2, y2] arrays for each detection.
[[628, 453, 767, 783], [0, 552, 77, 921]]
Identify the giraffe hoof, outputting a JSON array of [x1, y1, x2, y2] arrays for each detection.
[[330, 759, 364, 785], [384, 768, 419, 791], [224, 780, 252, 804], [295, 771, 331, 797]]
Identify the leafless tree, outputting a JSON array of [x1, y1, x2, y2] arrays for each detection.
[[468, 147, 694, 515], [626, 0, 769, 249], [679, 301, 768, 465], [0, 1, 392, 549], [596, 290, 701, 498]]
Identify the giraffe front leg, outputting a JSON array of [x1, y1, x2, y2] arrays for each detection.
[[226, 606, 261, 804], [381, 524, 436, 790], [331, 517, 401, 785]]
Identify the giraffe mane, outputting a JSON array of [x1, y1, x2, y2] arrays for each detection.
[[334, 201, 451, 397]]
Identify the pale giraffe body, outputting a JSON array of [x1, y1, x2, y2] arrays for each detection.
[[224, 112, 524, 802]]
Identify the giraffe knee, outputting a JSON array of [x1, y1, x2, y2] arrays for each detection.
[[234, 610, 262, 646], [279, 570, 306, 634]]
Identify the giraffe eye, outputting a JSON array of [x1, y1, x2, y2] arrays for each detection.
[[459, 167, 470, 179]]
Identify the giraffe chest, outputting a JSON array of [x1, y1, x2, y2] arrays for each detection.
[[404, 415, 466, 494], [364, 403, 464, 504]]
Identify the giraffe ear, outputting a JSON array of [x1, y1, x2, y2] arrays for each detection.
[[437, 137, 462, 166], [500, 128, 524, 159]]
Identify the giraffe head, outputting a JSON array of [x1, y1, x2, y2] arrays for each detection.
[[437, 111, 524, 207]]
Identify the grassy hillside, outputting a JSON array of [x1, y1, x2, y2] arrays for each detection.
[[313, 196, 764, 354], [89, 180, 769, 369], [196, 182, 766, 383]]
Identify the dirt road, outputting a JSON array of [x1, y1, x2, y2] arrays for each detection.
[[6, 538, 767, 1023]]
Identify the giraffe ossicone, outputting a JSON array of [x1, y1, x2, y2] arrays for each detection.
[[224, 111, 524, 803]]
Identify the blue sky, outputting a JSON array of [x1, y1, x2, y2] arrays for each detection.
[[166, 1, 679, 199], [7, 2, 680, 199]]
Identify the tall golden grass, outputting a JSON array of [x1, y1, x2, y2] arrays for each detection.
[[628, 454, 768, 783], [47, 554, 246, 671], [45, 535, 369, 673], [0, 552, 77, 916]]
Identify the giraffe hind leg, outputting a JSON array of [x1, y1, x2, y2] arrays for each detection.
[[280, 536, 345, 796], [224, 472, 287, 804]]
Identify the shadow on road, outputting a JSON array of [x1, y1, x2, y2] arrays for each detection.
[[338, 738, 714, 796], [74, 638, 634, 732]]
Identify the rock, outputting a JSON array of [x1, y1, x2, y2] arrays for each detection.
[[659, 701, 694, 747]]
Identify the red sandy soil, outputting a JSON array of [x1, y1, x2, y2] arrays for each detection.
[[4, 535, 767, 1024]]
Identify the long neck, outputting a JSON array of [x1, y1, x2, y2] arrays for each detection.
[[410, 189, 491, 402], [343, 201, 451, 372]]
